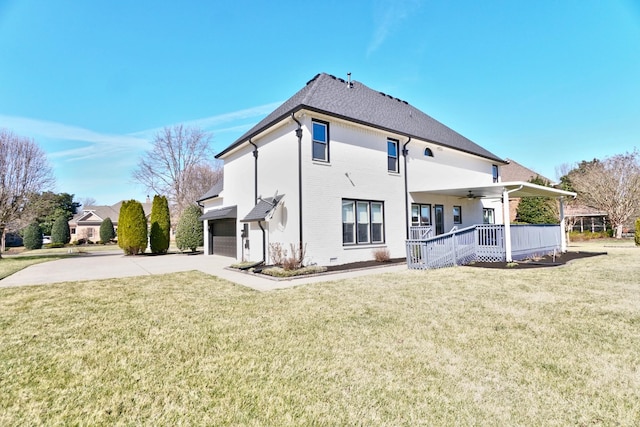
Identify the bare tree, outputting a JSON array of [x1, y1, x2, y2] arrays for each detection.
[[0, 129, 55, 257], [77, 197, 97, 208], [567, 150, 640, 238], [132, 125, 221, 218]]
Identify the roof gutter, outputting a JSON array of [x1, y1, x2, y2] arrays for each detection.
[[292, 113, 304, 262]]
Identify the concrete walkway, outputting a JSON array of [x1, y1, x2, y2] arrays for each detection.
[[0, 251, 407, 291]]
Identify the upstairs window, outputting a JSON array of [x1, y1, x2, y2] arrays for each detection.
[[312, 120, 329, 162], [424, 147, 434, 157], [387, 139, 399, 172], [492, 164, 499, 183]]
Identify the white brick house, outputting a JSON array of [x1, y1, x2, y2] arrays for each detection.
[[198, 73, 572, 266]]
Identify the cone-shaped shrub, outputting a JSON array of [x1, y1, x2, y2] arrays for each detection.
[[100, 217, 116, 244], [149, 195, 171, 254], [175, 205, 203, 252], [23, 222, 43, 250], [118, 200, 148, 255], [635, 218, 640, 246], [51, 215, 71, 244]]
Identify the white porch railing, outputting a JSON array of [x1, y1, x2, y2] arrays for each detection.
[[406, 224, 562, 269], [409, 226, 433, 239]]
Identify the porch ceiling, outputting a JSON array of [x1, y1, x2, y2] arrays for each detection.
[[416, 181, 576, 199]]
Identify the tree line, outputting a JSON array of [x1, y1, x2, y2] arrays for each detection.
[[515, 150, 640, 240]]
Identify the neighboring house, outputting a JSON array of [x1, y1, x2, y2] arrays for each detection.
[[69, 200, 153, 242], [198, 73, 574, 266], [500, 158, 553, 222]]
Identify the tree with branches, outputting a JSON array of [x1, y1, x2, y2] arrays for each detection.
[[0, 129, 55, 257], [132, 125, 222, 221], [562, 150, 640, 239]]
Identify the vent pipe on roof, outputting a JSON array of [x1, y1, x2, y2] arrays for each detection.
[[347, 72, 353, 88]]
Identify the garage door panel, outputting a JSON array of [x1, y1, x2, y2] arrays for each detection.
[[211, 219, 236, 257]]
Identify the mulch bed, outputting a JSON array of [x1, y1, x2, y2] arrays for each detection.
[[323, 257, 407, 272], [466, 251, 607, 269]]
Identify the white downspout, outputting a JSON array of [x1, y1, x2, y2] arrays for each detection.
[[502, 185, 523, 262]]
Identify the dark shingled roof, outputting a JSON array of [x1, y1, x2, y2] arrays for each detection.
[[217, 73, 505, 163], [241, 195, 284, 222], [501, 158, 552, 183], [197, 177, 224, 203], [199, 205, 237, 221]]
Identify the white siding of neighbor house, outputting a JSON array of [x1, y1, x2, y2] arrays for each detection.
[[205, 111, 502, 266]]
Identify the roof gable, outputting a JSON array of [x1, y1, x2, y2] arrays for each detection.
[[217, 73, 504, 163]]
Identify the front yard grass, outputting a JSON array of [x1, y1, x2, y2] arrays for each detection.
[[0, 242, 638, 425]]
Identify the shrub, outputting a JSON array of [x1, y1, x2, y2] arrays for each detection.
[[44, 242, 65, 249], [118, 200, 148, 255], [149, 195, 171, 254], [51, 215, 71, 244], [372, 248, 391, 262], [100, 217, 116, 244], [23, 223, 43, 250], [635, 218, 640, 246], [269, 242, 287, 266], [281, 243, 306, 270], [175, 205, 203, 252]]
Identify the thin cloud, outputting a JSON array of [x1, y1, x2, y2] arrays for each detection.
[[367, 0, 421, 56], [0, 114, 147, 148], [130, 101, 282, 140]]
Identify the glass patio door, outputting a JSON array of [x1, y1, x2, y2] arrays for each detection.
[[434, 204, 444, 235]]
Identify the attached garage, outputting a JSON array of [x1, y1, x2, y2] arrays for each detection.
[[200, 206, 237, 258]]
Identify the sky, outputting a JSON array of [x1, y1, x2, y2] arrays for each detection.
[[1, 0, 639, 206]]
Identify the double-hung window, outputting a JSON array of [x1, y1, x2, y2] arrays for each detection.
[[342, 199, 385, 245], [492, 164, 499, 183], [312, 120, 329, 162], [387, 139, 399, 172]]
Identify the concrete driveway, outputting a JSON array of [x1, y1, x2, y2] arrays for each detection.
[[0, 251, 407, 291]]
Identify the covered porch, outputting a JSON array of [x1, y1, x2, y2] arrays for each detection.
[[406, 181, 576, 269]]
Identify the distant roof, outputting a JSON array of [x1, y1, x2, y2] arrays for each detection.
[[197, 177, 224, 202], [199, 205, 237, 221], [241, 195, 284, 222], [217, 73, 505, 163], [501, 158, 551, 183], [70, 200, 153, 224]]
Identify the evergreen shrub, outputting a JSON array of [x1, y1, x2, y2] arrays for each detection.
[[100, 217, 116, 244], [118, 200, 148, 255], [175, 205, 203, 252], [23, 223, 43, 250], [51, 215, 71, 244], [149, 195, 170, 254], [635, 218, 640, 246]]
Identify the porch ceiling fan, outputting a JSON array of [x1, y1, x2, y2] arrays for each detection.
[[460, 190, 480, 200]]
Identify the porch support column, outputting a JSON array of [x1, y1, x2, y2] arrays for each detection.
[[559, 197, 567, 253], [502, 188, 512, 262]]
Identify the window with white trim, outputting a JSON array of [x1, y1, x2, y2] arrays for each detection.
[[387, 139, 399, 172], [342, 199, 385, 245], [492, 164, 499, 183], [312, 120, 329, 161]]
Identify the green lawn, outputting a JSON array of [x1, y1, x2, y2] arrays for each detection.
[[1, 242, 639, 425]]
